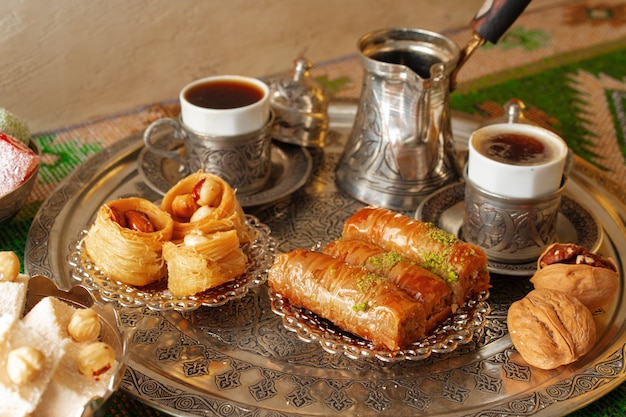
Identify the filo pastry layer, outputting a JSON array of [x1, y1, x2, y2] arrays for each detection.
[[342, 207, 490, 305], [268, 249, 427, 351], [83, 197, 173, 286], [323, 238, 453, 333], [163, 230, 248, 296]]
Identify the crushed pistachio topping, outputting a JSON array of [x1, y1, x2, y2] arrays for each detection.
[[425, 222, 458, 247], [352, 302, 369, 312], [420, 251, 459, 282], [356, 272, 386, 292], [368, 251, 403, 269]]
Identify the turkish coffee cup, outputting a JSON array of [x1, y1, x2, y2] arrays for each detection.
[[463, 123, 569, 263], [143, 75, 272, 196]]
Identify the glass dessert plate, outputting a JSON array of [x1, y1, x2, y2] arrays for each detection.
[[68, 215, 275, 311], [269, 288, 491, 362]]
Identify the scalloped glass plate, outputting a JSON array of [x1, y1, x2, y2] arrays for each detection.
[[68, 215, 275, 311], [269, 288, 490, 362]]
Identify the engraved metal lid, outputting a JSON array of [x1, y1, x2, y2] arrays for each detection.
[[268, 58, 329, 147]]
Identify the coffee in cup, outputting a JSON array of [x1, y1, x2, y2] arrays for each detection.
[[467, 123, 568, 199], [180, 76, 269, 136]]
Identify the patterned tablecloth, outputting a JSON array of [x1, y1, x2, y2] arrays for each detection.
[[1, 1, 626, 416]]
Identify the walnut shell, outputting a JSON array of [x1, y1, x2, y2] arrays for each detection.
[[507, 288, 596, 370], [531, 243, 619, 311]]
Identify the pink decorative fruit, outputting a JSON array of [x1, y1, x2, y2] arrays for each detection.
[[0, 132, 40, 197]]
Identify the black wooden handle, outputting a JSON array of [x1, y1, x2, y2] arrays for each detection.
[[471, 0, 531, 43]]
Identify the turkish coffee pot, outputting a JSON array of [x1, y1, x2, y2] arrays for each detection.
[[336, 0, 531, 210]]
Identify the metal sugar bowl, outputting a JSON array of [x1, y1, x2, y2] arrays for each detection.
[[268, 58, 329, 147], [335, 28, 461, 210], [335, 1, 531, 210]]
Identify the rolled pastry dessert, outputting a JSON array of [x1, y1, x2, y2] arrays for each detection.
[[323, 238, 453, 332], [342, 207, 490, 304], [161, 172, 255, 244], [83, 197, 173, 286], [268, 249, 427, 351], [163, 230, 248, 296]]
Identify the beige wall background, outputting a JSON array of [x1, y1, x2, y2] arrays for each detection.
[[1, 0, 562, 132]]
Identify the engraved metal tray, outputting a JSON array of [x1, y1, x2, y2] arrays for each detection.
[[25, 103, 626, 416]]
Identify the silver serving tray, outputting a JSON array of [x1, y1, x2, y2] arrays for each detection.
[[25, 103, 626, 416]]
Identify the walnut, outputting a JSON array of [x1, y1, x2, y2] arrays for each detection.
[[531, 243, 619, 310], [77, 341, 115, 378], [67, 308, 101, 342], [507, 288, 596, 370], [7, 346, 46, 385]]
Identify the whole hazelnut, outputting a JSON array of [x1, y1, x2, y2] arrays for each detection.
[[189, 205, 216, 223], [0, 251, 20, 282], [191, 177, 222, 206], [171, 193, 199, 221], [7, 346, 46, 385], [77, 341, 115, 378], [67, 308, 101, 342], [183, 231, 212, 247]]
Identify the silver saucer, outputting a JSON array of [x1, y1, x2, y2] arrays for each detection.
[[138, 134, 313, 207], [415, 181, 602, 276]]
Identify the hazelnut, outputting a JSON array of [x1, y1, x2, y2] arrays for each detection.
[[171, 193, 199, 221], [508, 288, 596, 370], [190, 205, 216, 223], [531, 243, 619, 310], [192, 177, 222, 207], [67, 308, 101, 342], [7, 347, 46, 385], [183, 232, 212, 247], [0, 251, 20, 282], [77, 341, 115, 378]]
